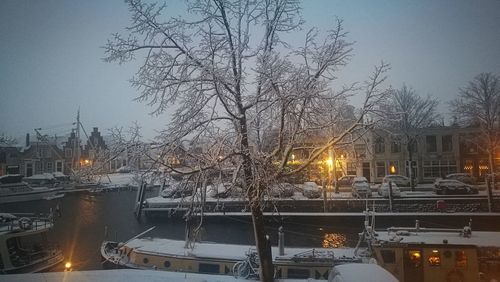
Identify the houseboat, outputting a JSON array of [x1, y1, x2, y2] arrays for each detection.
[[366, 219, 500, 282], [101, 227, 362, 280], [0, 213, 64, 274]]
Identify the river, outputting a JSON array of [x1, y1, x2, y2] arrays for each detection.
[[2, 189, 499, 271]]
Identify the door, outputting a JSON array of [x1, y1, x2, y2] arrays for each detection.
[[362, 162, 370, 182], [25, 162, 33, 177]]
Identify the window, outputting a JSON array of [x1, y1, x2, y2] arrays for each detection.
[[142, 257, 149, 264], [479, 159, 489, 177], [346, 162, 356, 175], [442, 135, 453, 152], [374, 137, 385, 154], [287, 268, 310, 279], [376, 162, 386, 178], [391, 140, 401, 153], [65, 148, 72, 158], [388, 161, 398, 174], [381, 250, 396, 263], [408, 250, 422, 268], [428, 250, 441, 266], [163, 260, 171, 268], [423, 160, 457, 178], [46, 162, 53, 172], [426, 136, 437, 152], [455, 251, 467, 267], [56, 161, 63, 172], [198, 263, 220, 274], [463, 160, 473, 175]]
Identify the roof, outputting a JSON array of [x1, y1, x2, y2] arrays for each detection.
[[330, 263, 398, 282], [375, 229, 500, 248], [124, 237, 356, 262]]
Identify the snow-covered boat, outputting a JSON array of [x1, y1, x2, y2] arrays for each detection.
[[0, 213, 64, 274], [363, 216, 500, 282], [0, 174, 62, 204], [43, 193, 65, 201], [100, 227, 362, 279]]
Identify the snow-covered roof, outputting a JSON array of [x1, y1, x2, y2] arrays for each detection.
[[375, 229, 500, 248], [124, 237, 356, 262], [329, 263, 398, 282]]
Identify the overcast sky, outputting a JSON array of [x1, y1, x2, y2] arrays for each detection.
[[1, 0, 499, 141]]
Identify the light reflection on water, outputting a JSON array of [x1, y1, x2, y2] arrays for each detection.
[[322, 233, 347, 248]]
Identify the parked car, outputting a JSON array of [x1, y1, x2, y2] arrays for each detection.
[[352, 177, 371, 198], [302, 182, 322, 199], [445, 173, 476, 185], [377, 182, 401, 198], [382, 175, 411, 187], [336, 175, 357, 187], [433, 179, 478, 195]]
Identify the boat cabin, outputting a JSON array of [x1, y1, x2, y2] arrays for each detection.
[[373, 242, 479, 282], [369, 221, 500, 282], [0, 214, 63, 274]]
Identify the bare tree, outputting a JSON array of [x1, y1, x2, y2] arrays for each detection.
[[104, 0, 390, 280], [450, 72, 500, 211], [380, 85, 440, 190]]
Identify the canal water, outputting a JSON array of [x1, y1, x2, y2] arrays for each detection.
[[0, 190, 354, 271], [2, 189, 499, 271]]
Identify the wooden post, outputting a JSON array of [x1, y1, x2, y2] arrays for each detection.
[[388, 181, 393, 212]]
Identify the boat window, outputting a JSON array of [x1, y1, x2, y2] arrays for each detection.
[[428, 250, 441, 266], [408, 250, 422, 268], [198, 263, 219, 274], [455, 251, 467, 267], [380, 250, 396, 263], [143, 257, 149, 264], [287, 268, 310, 279], [163, 260, 171, 268]]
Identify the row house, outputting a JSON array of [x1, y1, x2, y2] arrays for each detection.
[[367, 126, 499, 183], [1, 134, 67, 177]]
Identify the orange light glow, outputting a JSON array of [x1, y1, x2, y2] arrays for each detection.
[[322, 233, 347, 248], [390, 165, 396, 174]]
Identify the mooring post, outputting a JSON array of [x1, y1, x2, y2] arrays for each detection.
[[134, 181, 147, 221], [278, 226, 285, 256]]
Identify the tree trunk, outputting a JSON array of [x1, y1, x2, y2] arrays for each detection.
[[408, 141, 415, 192], [251, 207, 274, 281], [239, 117, 274, 281]]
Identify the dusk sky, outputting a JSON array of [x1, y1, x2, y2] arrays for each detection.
[[1, 0, 499, 141]]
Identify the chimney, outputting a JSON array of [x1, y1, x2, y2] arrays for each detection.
[[26, 133, 30, 147]]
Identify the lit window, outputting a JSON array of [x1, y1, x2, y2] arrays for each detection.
[[408, 250, 422, 268], [428, 250, 441, 266]]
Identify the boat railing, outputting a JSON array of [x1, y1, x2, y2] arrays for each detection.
[[290, 249, 336, 263], [9, 246, 62, 268], [1, 214, 54, 232]]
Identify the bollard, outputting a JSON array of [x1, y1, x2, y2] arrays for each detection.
[[278, 226, 285, 256]]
